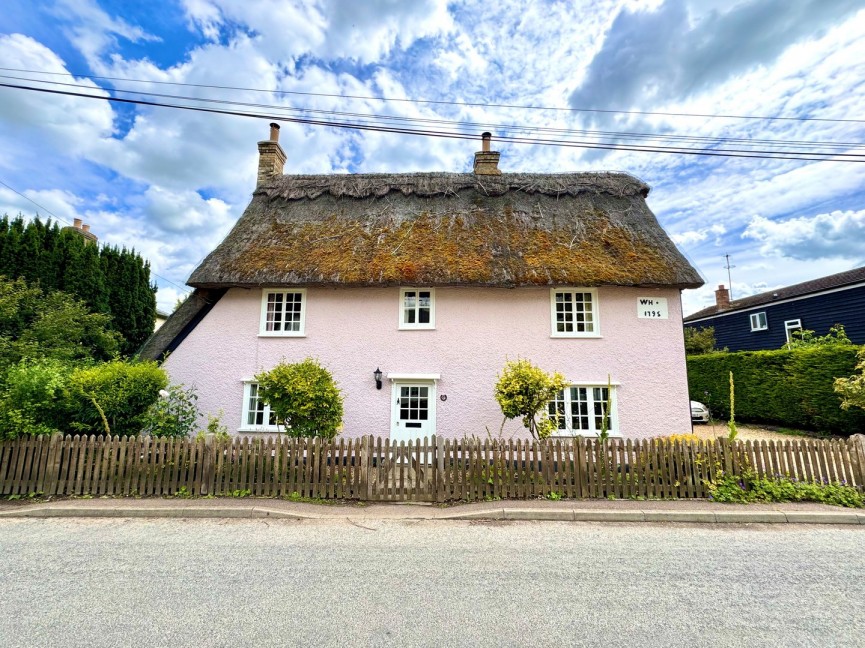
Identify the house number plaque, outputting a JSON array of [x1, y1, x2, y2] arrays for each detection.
[[637, 297, 669, 319]]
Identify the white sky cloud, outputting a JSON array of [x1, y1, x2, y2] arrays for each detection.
[[0, 0, 863, 319]]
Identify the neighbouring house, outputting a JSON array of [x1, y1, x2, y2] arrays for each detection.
[[154, 309, 171, 332], [141, 125, 702, 440], [684, 268, 865, 352], [62, 218, 98, 244]]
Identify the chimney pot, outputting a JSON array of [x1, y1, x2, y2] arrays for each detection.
[[474, 132, 501, 176], [257, 123, 287, 187], [715, 284, 730, 310], [82, 224, 90, 233], [73, 218, 82, 228]]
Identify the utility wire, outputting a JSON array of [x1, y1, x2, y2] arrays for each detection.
[[0, 178, 192, 295], [3, 65, 864, 125], [2, 73, 861, 151], [2, 82, 863, 163]]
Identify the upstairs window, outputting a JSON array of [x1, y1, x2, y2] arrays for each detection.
[[399, 288, 435, 329], [240, 382, 278, 432], [551, 288, 599, 337], [547, 385, 617, 437], [260, 289, 306, 336], [749, 312, 768, 332]]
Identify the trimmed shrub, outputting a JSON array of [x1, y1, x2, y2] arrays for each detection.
[[255, 358, 343, 439], [494, 358, 567, 439], [687, 346, 865, 435], [68, 360, 168, 436]]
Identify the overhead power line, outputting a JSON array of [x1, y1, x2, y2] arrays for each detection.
[[0, 178, 192, 295], [2, 66, 864, 125], [1, 73, 861, 152], [2, 81, 864, 163]]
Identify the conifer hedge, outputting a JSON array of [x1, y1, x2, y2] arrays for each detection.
[[687, 346, 865, 435], [0, 215, 156, 355]]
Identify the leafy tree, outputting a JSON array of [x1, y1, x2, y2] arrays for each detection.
[[786, 324, 852, 349], [834, 347, 865, 412], [494, 358, 567, 439], [0, 215, 157, 355], [255, 358, 343, 439], [0, 276, 120, 367], [684, 326, 719, 355]]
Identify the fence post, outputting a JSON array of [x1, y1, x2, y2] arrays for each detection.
[[42, 432, 63, 496], [198, 435, 214, 496], [435, 435, 445, 503], [360, 435, 370, 501], [850, 434, 865, 490]]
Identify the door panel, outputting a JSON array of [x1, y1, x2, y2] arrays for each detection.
[[391, 382, 435, 442]]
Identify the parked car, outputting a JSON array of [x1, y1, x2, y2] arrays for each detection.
[[690, 400, 709, 424]]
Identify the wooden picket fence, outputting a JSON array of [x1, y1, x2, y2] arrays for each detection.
[[1, 434, 864, 502]]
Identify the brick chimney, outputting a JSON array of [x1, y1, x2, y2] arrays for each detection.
[[63, 219, 98, 244], [473, 132, 501, 175], [715, 284, 730, 310], [257, 122, 286, 187]]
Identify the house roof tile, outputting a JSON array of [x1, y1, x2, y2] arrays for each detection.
[[684, 266, 865, 322]]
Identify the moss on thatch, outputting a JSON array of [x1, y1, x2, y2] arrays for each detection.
[[188, 172, 702, 289]]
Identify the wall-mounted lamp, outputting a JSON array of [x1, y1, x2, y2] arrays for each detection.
[[373, 367, 383, 390]]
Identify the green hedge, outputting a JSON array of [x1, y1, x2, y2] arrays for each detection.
[[687, 346, 865, 435]]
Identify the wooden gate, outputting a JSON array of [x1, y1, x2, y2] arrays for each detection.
[[365, 436, 437, 501]]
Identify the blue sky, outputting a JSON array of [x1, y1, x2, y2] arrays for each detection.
[[0, 0, 864, 314]]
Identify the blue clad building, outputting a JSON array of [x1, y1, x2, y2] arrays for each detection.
[[684, 267, 865, 352]]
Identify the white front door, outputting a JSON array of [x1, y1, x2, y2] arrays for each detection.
[[391, 381, 436, 442]]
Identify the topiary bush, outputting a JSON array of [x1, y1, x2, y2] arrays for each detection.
[[494, 358, 567, 439], [255, 358, 343, 439], [687, 345, 865, 435]]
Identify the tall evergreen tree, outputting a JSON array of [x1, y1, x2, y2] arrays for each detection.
[[0, 214, 157, 355]]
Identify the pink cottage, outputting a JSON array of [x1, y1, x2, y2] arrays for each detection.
[[141, 126, 703, 440]]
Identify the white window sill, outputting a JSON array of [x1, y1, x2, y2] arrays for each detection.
[[550, 333, 602, 339], [258, 332, 306, 338], [238, 427, 281, 434], [398, 326, 436, 331]]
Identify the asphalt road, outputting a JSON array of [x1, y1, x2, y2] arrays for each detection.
[[0, 518, 863, 647]]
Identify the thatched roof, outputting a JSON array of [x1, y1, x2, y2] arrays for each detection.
[[188, 172, 702, 289]]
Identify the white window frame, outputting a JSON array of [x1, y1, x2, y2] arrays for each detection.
[[550, 288, 600, 338], [239, 381, 279, 432], [784, 319, 803, 344], [399, 287, 435, 330], [547, 383, 619, 438], [749, 311, 768, 332], [259, 288, 306, 337]]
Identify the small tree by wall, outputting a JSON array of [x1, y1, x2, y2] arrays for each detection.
[[835, 347, 865, 412], [255, 358, 343, 439], [494, 358, 567, 440], [684, 326, 719, 355]]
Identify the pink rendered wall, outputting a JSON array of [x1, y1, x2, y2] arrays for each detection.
[[163, 286, 693, 439]]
